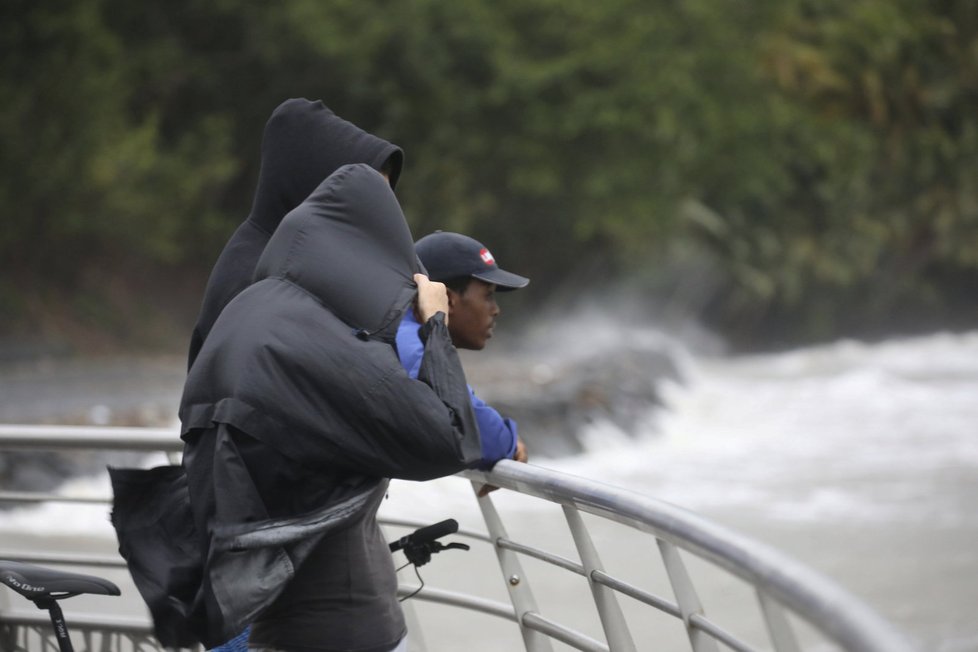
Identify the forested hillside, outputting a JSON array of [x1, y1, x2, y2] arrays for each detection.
[[3, 0, 977, 353]]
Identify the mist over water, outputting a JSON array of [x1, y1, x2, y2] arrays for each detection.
[[1, 328, 976, 650]]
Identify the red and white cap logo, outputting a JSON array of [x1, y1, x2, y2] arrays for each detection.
[[479, 248, 495, 266]]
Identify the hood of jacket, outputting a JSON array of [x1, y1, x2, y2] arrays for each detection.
[[254, 163, 418, 342], [186, 99, 402, 369], [248, 98, 403, 235]]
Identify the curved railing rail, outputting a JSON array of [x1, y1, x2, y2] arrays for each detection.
[[0, 424, 917, 652], [460, 461, 917, 652]]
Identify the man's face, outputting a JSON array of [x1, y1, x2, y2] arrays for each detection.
[[447, 279, 499, 350]]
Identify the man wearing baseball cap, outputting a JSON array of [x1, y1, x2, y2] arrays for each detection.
[[397, 231, 529, 469]]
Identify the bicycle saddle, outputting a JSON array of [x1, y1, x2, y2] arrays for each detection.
[[0, 560, 121, 601]]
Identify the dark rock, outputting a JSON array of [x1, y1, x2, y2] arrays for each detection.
[[462, 340, 684, 458]]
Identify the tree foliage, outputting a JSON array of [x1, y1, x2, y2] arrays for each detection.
[[2, 0, 977, 350]]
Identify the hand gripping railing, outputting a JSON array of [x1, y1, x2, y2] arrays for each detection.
[[0, 424, 917, 652]]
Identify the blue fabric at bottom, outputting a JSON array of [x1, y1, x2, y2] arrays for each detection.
[[246, 635, 407, 652], [209, 626, 250, 652]]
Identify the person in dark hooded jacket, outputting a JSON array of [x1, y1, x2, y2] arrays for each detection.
[[187, 97, 403, 370], [179, 98, 404, 651], [111, 164, 483, 651]]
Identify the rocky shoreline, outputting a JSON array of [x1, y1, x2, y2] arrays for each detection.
[[461, 341, 683, 458]]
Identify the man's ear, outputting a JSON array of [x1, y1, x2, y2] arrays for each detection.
[[445, 288, 459, 314]]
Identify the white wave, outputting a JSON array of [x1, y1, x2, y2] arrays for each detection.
[[0, 473, 116, 538], [547, 330, 978, 524]]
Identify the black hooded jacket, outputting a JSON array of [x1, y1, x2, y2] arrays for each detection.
[[187, 98, 403, 369], [111, 164, 479, 649]]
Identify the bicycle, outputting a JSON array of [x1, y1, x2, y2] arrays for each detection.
[[0, 519, 468, 652]]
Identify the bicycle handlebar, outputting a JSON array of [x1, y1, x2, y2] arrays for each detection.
[[389, 519, 470, 568], [389, 518, 458, 553]]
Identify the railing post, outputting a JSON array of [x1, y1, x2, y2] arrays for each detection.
[[473, 482, 554, 652], [562, 506, 636, 652], [657, 539, 720, 652], [757, 590, 801, 652]]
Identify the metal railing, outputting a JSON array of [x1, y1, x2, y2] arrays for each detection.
[[0, 424, 917, 652]]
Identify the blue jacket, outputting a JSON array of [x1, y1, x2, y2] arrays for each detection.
[[397, 308, 518, 469]]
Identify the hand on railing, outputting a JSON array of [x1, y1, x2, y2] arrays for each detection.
[[477, 437, 528, 497]]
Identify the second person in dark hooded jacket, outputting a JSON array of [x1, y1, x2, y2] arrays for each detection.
[[186, 98, 403, 369]]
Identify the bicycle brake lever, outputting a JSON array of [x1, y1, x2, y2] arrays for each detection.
[[440, 542, 470, 552], [427, 540, 470, 554]]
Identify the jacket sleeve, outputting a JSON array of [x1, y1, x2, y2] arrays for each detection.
[[397, 307, 515, 469], [362, 311, 482, 479], [470, 388, 518, 469], [266, 312, 484, 481], [187, 301, 484, 482], [400, 311, 483, 473]]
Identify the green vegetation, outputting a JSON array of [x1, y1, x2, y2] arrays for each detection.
[[2, 0, 977, 352]]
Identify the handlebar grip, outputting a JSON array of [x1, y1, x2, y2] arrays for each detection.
[[389, 518, 458, 552]]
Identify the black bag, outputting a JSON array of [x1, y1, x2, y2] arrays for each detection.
[[109, 465, 208, 648]]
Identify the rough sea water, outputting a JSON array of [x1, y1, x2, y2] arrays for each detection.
[[1, 328, 976, 651]]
